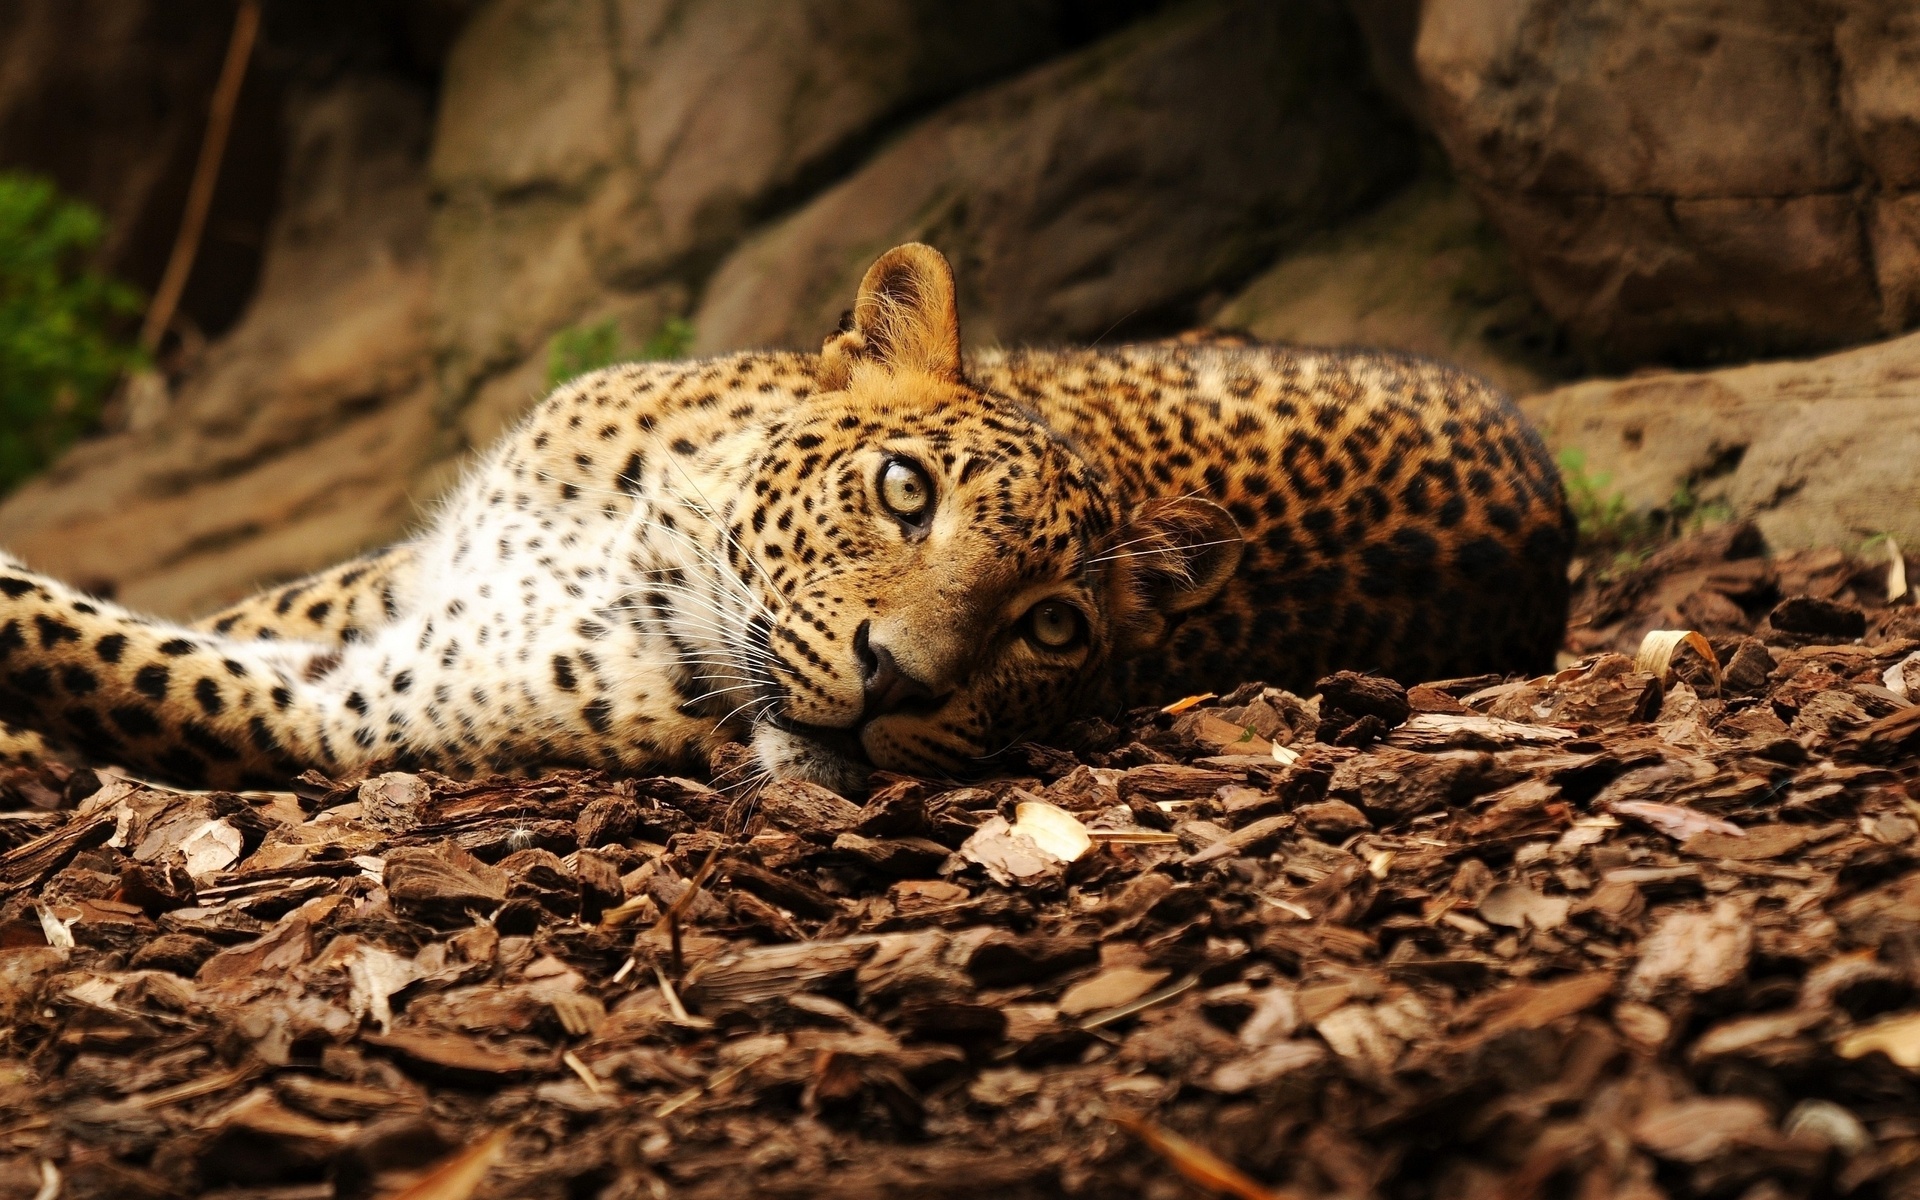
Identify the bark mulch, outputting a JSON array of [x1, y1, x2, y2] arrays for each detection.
[[0, 523, 1916, 1199]]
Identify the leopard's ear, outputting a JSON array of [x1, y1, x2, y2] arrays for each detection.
[[820, 243, 961, 388], [1111, 497, 1244, 653]]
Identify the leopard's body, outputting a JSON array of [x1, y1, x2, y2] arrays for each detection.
[[0, 246, 1571, 793]]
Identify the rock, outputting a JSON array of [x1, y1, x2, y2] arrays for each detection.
[[0, 75, 438, 616], [1211, 171, 1572, 398], [1520, 331, 1920, 552], [692, 0, 1415, 353], [431, 0, 1088, 409], [1413, 0, 1920, 364]]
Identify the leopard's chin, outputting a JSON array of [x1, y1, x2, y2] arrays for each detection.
[[751, 723, 874, 795]]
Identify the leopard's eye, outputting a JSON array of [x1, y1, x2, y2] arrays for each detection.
[[878, 459, 933, 521], [1026, 601, 1083, 649]]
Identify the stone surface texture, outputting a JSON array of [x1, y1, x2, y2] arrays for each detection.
[[1211, 172, 1573, 400], [430, 0, 1086, 431], [692, 0, 1415, 353], [1521, 331, 1920, 551], [0, 77, 439, 615], [0, 0, 1421, 614], [6, 0, 1920, 615], [1415, 0, 1920, 364]]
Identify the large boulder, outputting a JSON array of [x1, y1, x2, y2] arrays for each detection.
[[1520, 332, 1920, 551], [431, 0, 1092, 435], [692, 0, 1416, 353], [1415, 0, 1920, 366], [1212, 171, 1574, 400], [0, 77, 439, 616]]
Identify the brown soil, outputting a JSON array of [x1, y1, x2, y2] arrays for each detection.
[[0, 523, 1916, 1199]]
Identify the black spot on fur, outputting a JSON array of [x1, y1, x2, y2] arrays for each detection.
[[582, 698, 612, 733], [0, 578, 33, 598], [109, 704, 163, 737], [158, 638, 195, 656], [247, 716, 282, 753], [33, 615, 79, 648], [617, 453, 644, 493], [194, 677, 224, 715], [95, 633, 127, 663], [133, 664, 170, 700], [155, 747, 207, 785], [8, 666, 52, 697], [181, 720, 241, 761]]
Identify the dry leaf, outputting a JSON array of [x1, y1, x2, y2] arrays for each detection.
[[379, 1129, 508, 1199], [1610, 800, 1744, 841], [1160, 693, 1217, 715], [1629, 901, 1752, 998], [1632, 1096, 1773, 1163], [1888, 536, 1910, 605], [1635, 628, 1722, 689], [34, 905, 74, 950], [1836, 1010, 1920, 1069], [1478, 883, 1570, 931], [179, 818, 244, 882], [1883, 651, 1920, 702], [958, 802, 1092, 885], [347, 943, 420, 1033], [1057, 966, 1168, 1017], [958, 816, 1061, 885], [1208, 1041, 1326, 1094], [1012, 800, 1092, 862]]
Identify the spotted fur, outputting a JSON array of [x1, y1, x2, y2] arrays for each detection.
[[0, 245, 1570, 792]]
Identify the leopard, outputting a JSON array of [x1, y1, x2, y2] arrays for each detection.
[[0, 243, 1572, 795]]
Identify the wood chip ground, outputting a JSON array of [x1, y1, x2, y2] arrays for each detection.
[[0, 523, 1917, 1199]]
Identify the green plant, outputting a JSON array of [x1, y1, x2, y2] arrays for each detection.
[[1558, 448, 1651, 557], [545, 315, 695, 389], [1662, 479, 1733, 533], [0, 172, 142, 493], [642, 316, 694, 362], [1559, 449, 1740, 570]]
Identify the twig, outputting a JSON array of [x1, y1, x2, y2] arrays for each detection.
[[660, 846, 720, 975], [1111, 1112, 1306, 1200], [139, 0, 260, 353]]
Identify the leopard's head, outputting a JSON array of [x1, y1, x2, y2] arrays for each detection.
[[721, 245, 1241, 792]]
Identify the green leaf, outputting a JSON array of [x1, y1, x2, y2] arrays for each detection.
[[545, 315, 696, 389], [0, 172, 143, 494]]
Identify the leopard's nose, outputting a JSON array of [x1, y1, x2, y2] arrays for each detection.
[[855, 622, 941, 716]]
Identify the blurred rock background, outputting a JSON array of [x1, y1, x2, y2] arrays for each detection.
[[0, 0, 1916, 615]]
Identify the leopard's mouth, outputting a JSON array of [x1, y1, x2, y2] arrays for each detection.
[[764, 711, 869, 764], [751, 714, 875, 795]]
